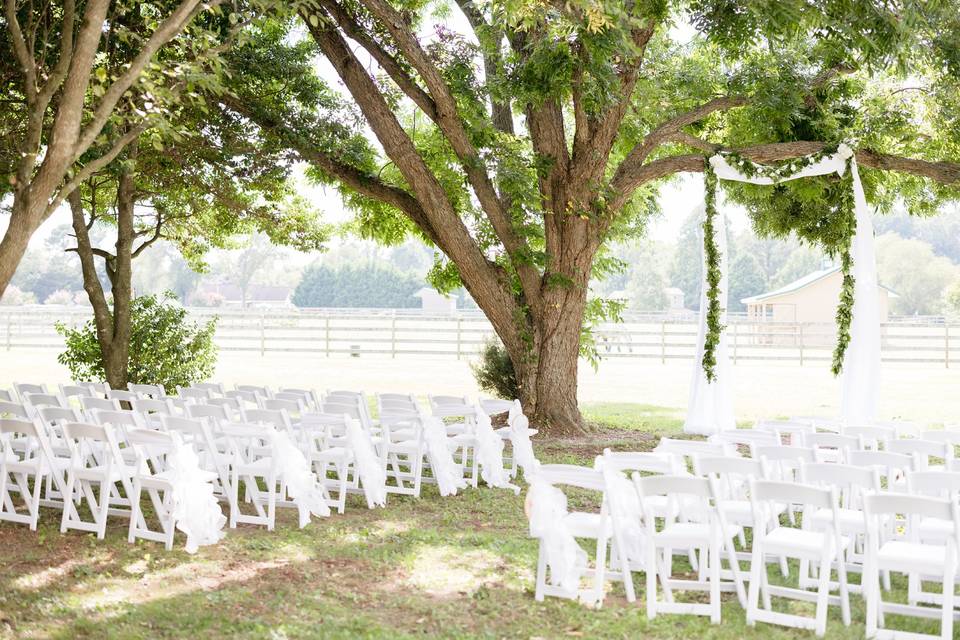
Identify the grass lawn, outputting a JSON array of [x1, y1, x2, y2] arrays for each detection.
[[0, 402, 943, 639]]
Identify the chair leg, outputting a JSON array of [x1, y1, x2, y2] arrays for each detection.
[[709, 539, 721, 624], [814, 545, 833, 637], [942, 560, 955, 640], [864, 555, 879, 638], [646, 543, 658, 620], [746, 540, 762, 627], [836, 547, 851, 627], [535, 543, 547, 602]]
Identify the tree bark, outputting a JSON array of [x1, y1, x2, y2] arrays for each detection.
[[68, 143, 138, 390]]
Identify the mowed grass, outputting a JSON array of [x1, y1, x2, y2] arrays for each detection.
[[0, 402, 943, 639]]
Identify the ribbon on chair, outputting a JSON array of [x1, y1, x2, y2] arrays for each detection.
[[422, 417, 468, 496], [273, 430, 331, 527], [345, 418, 387, 508], [167, 435, 227, 553], [473, 405, 520, 494], [508, 400, 540, 478], [526, 479, 587, 594], [602, 472, 646, 565]]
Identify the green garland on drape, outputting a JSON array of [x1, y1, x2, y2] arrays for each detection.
[[701, 159, 723, 382], [700, 146, 857, 381]]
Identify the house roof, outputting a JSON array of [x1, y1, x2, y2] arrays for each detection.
[[741, 266, 898, 305]]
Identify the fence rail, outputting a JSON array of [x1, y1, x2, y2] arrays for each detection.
[[1, 306, 957, 367]]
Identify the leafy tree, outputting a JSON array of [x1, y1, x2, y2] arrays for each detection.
[[623, 242, 669, 311], [65, 81, 327, 389], [219, 3, 960, 433], [728, 253, 767, 312], [669, 210, 706, 310], [876, 233, 960, 315], [10, 248, 84, 302], [0, 0, 272, 295], [946, 280, 960, 318], [56, 292, 217, 393], [293, 263, 423, 308]]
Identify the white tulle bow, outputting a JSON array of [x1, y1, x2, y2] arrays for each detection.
[[473, 404, 519, 494], [423, 417, 468, 496], [526, 479, 587, 594], [273, 430, 331, 527], [167, 435, 226, 553]]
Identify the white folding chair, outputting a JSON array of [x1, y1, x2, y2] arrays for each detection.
[[236, 384, 272, 401], [126, 428, 179, 549], [755, 419, 816, 446], [634, 473, 742, 623], [886, 438, 952, 471], [59, 384, 92, 407], [696, 455, 788, 578], [24, 392, 67, 414], [907, 470, 960, 607], [80, 382, 110, 398], [0, 401, 31, 420], [801, 432, 859, 463], [132, 398, 178, 428], [799, 462, 881, 592], [59, 421, 136, 538], [14, 383, 47, 402], [530, 464, 621, 606], [278, 388, 320, 411], [128, 383, 164, 399], [219, 422, 279, 530], [80, 396, 122, 421], [843, 424, 896, 451], [0, 418, 47, 530], [107, 389, 138, 404], [710, 429, 779, 457], [863, 492, 959, 640], [191, 382, 226, 396], [177, 386, 211, 403], [747, 480, 851, 637], [0, 389, 12, 403], [849, 449, 915, 492], [160, 415, 232, 508], [187, 403, 235, 428]]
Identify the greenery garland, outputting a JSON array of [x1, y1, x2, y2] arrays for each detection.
[[700, 145, 857, 381], [701, 159, 723, 381]]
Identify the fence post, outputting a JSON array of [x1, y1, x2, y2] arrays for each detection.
[[325, 316, 330, 357], [732, 321, 738, 364], [798, 323, 804, 366], [259, 313, 266, 357], [391, 315, 397, 359], [456, 317, 463, 360], [660, 321, 666, 364]]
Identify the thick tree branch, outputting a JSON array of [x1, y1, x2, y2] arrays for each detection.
[[350, 0, 540, 308], [74, 0, 222, 156], [317, 0, 437, 121], [608, 141, 960, 212]]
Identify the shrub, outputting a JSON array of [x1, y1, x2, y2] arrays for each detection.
[[44, 289, 76, 305], [293, 262, 423, 308], [471, 340, 520, 400], [56, 292, 219, 393], [0, 285, 37, 306]]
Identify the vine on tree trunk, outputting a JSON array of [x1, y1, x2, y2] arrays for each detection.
[[701, 146, 857, 381]]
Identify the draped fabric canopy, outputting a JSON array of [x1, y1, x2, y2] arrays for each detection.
[[684, 144, 880, 434]]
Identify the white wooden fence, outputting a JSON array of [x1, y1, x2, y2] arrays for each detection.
[[0, 306, 957, 367]]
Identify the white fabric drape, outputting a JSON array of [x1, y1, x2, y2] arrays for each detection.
[[473, 405, 520, 493], [167, 436, 226, 553], [345, 418, 387, 508], [691, 144, 879, 427], [508, 400, 540, 478], [840, 164, 881, 424], [526, 479, 587, 593], [601, 471, 645, 565], [685, 203, 736, 435], [422, 417, 468, 496], [273, 430, 331, 527]]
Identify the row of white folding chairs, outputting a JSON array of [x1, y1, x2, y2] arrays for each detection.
[[0, 407, 345, 542], [533, 448, 960, 639]]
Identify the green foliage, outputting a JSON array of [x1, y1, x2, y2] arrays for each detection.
[[946, 280, 960, 318], [876, 233, 960, 315], [701, 160, 724, 381], [471, 340, 520, 400], [55, 293, 218, 392], [293, 263, 424, 308]]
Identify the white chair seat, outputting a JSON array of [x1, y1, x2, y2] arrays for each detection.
[[917, 517, 956, 542], [720, 499, 786, 524], [763, 526, 849, 559], [312, 447, 352, 463], [653, 522, 714, 545], [877, 540, 951, 574], [74, 464, 137, 482], [811, 506, 865, 532], [563, 511, 603, 537]]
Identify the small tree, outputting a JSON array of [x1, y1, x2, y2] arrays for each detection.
[[56, 292, 217, 393]]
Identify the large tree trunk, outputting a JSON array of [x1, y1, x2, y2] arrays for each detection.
[[0, 206, 34, 299], [68, 142, 137, 389]]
